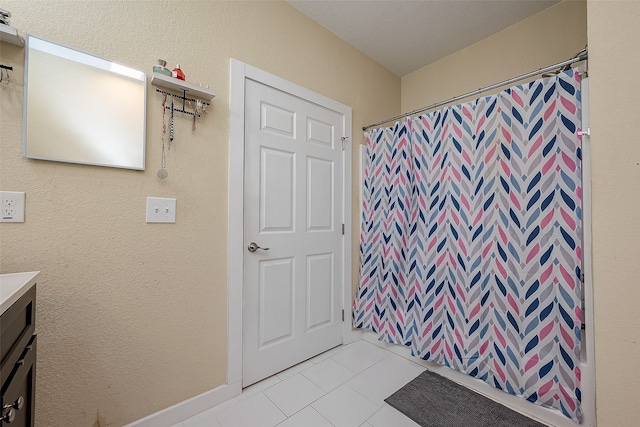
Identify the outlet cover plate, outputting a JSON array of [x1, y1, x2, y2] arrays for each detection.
[[1, 191, 25, 222], [146, 197, 176, 223]]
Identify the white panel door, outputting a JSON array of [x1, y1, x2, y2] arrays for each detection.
[[243, 79, 344, 386]]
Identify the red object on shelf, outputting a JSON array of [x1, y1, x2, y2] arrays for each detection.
[[172, 64, 185, 81]]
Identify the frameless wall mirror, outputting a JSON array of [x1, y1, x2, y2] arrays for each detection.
[[23, 35, 147, 170]]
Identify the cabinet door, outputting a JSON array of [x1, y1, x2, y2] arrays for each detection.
[[0, 286, 36, 386], [1, 336, 36, 427]]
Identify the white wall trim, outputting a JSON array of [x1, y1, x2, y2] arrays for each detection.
[[123, 382, 241, 427], [578, 75, 596, 427], [228, 58, 355, 385], [344, 143, 368, 346], [227, 58, 246, 386]]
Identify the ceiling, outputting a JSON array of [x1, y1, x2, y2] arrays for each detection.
[[288, 0, 560, 77]]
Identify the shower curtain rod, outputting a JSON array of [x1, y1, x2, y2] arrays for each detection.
[[362, 52, 588, 131]]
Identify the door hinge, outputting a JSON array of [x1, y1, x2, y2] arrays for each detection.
[[342, 309, 345, 322], [341, 136, 349, 150], [342, 224, 345, 235]]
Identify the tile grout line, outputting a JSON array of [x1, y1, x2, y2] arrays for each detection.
[[185, 340, 416, 427], [266, 349, 385, 427]]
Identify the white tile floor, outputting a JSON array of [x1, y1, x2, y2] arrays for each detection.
[[172, 340, 425, 427]]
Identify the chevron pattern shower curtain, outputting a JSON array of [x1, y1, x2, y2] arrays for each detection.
[[355, 70, 583, 421]]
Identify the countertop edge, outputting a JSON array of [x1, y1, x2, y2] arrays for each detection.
[[0, 271, 40, 315]]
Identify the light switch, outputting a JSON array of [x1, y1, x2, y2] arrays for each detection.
[[146, 197, 176, 223]]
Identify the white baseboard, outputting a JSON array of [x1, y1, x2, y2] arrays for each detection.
[[127, 332, 592, 427], [126, 328, 361, 427], [124, 381, 242, 427]]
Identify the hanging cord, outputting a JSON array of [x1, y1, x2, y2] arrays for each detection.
[[0, 64, 12, 85], [190, 99, 206, 131], [162, 92, 167, 169], [157, 92, 169, 179], [169, 97, 175, 147]]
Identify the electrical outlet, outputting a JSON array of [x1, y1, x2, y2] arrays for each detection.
[[146, 197, 176, 223], [1, 191, 25, 222]]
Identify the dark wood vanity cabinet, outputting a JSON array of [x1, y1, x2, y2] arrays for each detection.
[[1, 285, 36, 427]]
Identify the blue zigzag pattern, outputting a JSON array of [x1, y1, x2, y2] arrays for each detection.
[[354, 70, 583, 422]]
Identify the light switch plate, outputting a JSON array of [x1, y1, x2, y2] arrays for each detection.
[[146, 197, 176, 223], [1, 191, 25, 222]]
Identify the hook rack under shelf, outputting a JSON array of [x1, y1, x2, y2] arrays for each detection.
[[150, 72, 215, 100], [151, 72, 215, 120], [155, 89, 208, 117]]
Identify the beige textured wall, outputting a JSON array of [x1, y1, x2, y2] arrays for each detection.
[[401, 0, 587, 113], [0, 1, 399, 425], [587, 1, 640, 425]]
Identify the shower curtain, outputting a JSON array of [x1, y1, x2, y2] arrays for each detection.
[[355, 70, 583, 422]]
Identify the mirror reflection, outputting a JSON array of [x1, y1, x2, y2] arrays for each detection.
[[23, 35, 147, 170]]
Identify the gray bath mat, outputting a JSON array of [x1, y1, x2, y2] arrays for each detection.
[[385, 370, 547, 427]]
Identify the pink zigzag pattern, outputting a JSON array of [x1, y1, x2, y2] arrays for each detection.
[[354, 70, 583, 422]]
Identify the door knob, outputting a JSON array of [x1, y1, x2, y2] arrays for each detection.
[[247, 242, 270, 253], [1, 408, 15, 424], [13, 396, 24, 411], [2, 396, 23, 412]]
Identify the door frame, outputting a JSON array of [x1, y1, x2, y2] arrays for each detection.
[[227, 59, 355, 387]]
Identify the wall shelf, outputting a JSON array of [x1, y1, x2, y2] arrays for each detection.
[[150, 72, 216, 100], [0, 23, 23, 46]]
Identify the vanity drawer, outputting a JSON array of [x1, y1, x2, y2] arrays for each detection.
[[1, 335, 36, 427], [0, 286, 35, 387]]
